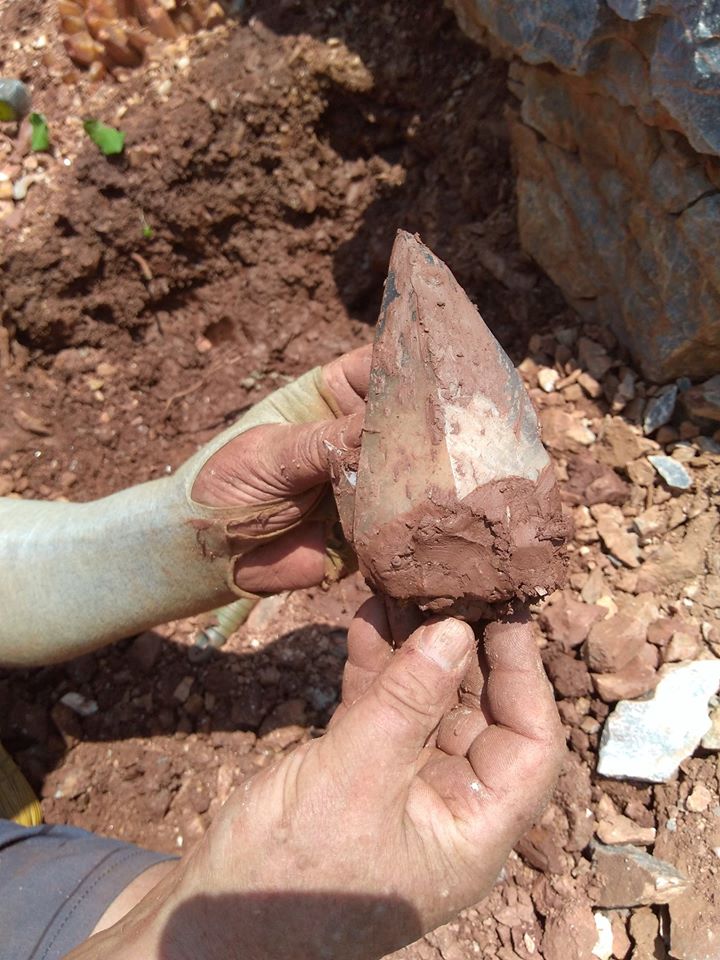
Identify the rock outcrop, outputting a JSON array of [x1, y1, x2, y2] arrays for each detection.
[[448, 0, 720, 381]]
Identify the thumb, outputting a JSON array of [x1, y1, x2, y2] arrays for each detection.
[[252, 412, 364, 495], [334, 618, 475, 777]]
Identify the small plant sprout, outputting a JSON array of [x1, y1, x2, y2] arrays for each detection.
[[29, 113, 50, 152], [139, 213, 154, 240], [83, 118, 125, 155]]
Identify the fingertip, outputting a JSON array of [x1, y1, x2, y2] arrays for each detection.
[[483, 614, 539, 672], [322, 345, 372, 412], [413, 618, 475, 672]]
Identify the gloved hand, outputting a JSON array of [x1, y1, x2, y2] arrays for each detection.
[[192, 345, 370, 595], [69, 601, 564, 960], [0, 346, 370, 666]]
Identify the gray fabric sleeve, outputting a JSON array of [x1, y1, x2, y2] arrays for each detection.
[[0, 819, 176, 960]]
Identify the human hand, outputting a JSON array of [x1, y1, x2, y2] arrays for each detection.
[[190, 345, 370, 595], [76, 601, 563, 960]]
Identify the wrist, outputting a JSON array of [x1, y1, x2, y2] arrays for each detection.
[[65, 862, 187, 960]]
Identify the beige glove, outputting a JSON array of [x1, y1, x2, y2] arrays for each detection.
[[0, 361, 366, 667]]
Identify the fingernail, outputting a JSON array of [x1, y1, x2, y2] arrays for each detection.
[[416, 619, 473, 671]]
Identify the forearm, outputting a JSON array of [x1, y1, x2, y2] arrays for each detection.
[[0, 367, 337, 667], [65, 861, 182, 960], [0, 476, 235, 666]]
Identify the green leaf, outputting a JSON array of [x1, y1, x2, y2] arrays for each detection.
[[142, 223, 154, 240], [83, 118, 125, 156], [29, 113, 50, 152]]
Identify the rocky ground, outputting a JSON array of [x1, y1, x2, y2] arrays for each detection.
[[1, 2, 720, 959]]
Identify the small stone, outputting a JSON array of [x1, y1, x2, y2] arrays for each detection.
[[596, 418, 656, 470], [665, 630, 702, 662], [59, 691, 99, 717], [128, 631, 163, 673], [564, 455, 629, 507], [585, 614, 646, 673], [96, 361, 116, 378], [555, 327, 577, 347], [13, 408, 51, 436], [580, 567, 611, 604], [698, 436, 720, 454], [184, 693, 204, 718], [610, 913, 632, 959], [643, 384, 678, 435], [598, 660, 720, 781], [611, 369, 637, 412], [683, 374, 720, 422], [621, 592, 661, 628], [546, 650, 593, 697], [628, 908, 661, 956], [515, 822, 565, 874], [539, 592, 606, 649], [543, 903, 598, 960], [591, 504, 640, 568], [578, 337, 613, 380], [701, 704, 720, 750], [563, 382, 584, 401], [637, 513, 717, 592], [538, 367, 560, 392], [648, 617, 697, 648], [259, 724, 305, 751], [173, 676, 194, 704], [580, 715, 601, 734], [593, 843, 689, 908], [632, 504, 668, 541], [656, 424, 679, 445], [0, 78, 32, 120], [648, 455, 693, 490], [12, 176, 31, 201], [668, 890, 720, 960], [679, 420, 700, 440], [540, 408, 596, 451], [671, 443, 696, 463], [626, 457, 656, 486], [596, 811, 656, 846], [592, 646, 657, 703], [591, 912, 613, 960], [50, 702, 83, 746], [579, 371, 603, 398], [686, 783, 713, 813]]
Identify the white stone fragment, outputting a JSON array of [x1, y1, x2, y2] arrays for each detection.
[[598, 661, 720, 782], [59, 691, 99, 717], [592, 912, 613, 960], [538, 367, 560, 392], [648, 455, 693, 490]]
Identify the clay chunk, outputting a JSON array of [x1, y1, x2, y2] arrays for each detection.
[[333, 231, 570, 614]]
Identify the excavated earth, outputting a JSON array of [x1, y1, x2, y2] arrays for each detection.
[[1, 2, 720, 959]]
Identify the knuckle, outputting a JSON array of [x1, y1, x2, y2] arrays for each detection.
[[294, 424, 325, 475], [375, 665, 436, 726]]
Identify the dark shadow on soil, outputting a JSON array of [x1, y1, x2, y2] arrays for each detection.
[[1, 622, 350, 793], [248, 0, 567, 356], [154, 892, 423, 960]]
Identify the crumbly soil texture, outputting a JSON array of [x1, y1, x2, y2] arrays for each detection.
[[2, 3, 720, 959]]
